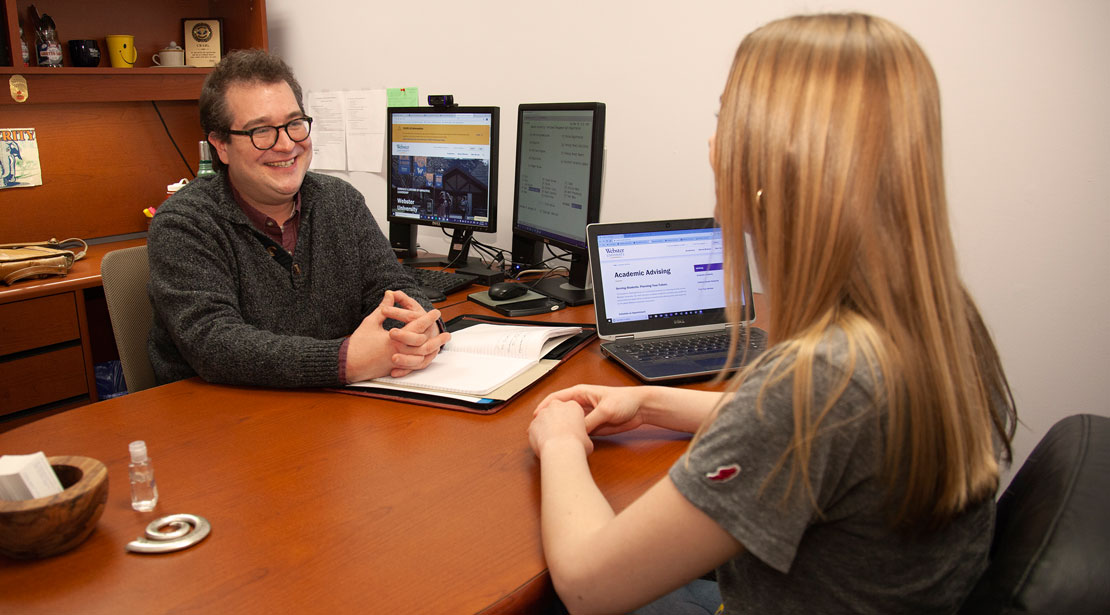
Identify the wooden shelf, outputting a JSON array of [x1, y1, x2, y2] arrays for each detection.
[[1, 66, 209, 75], [1, 67, 211, 104], [1, 0, 267, 105]]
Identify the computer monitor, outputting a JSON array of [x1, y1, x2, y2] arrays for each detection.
[[510, 102, 605, 306], [387, 106, 499, 271]]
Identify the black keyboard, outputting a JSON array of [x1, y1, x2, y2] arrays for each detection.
[[404, 265, 479, 296], [621, 329, 767, 361]]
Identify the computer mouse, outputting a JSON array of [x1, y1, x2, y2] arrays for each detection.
[[488, 282, 528, 301]]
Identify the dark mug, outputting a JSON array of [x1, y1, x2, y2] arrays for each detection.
[[68, 39, 100, 67]]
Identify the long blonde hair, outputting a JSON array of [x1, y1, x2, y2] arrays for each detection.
[[712, 14, 1015, 528]]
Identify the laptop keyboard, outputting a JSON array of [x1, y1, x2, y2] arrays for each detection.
[[403, 265, 479, 296], [620, 329, 767, 361]]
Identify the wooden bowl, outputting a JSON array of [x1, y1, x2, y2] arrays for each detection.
[[0, 456, 109, 559]]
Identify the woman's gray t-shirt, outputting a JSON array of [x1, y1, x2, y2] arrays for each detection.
[[670, 331, 993, 614]]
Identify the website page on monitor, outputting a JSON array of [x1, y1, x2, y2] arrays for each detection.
[[596, 228, 727, 324], [390, 112, 493, 228], [515, 110, 594, 248]]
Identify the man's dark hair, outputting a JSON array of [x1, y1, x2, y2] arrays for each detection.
[[199, 49, 305, 172]]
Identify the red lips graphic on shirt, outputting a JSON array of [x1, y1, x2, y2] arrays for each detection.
[[705, 464, 741, 482]]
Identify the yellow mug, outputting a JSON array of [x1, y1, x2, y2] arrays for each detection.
[[105, 35, 137, 68]]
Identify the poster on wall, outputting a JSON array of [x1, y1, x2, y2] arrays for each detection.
[[0, 128, 42, 189]]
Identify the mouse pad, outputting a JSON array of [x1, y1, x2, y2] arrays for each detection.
[[467, 289, 547, 307]]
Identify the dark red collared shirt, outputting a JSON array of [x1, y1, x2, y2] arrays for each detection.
[[233, 185, 301, 255], [230, 182, 352, 381]]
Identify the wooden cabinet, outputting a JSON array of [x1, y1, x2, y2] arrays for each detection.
[[0, 238, 146, 425], [0, 2, 267, 424], [0, 291, 93, 417], [0, 0, 267, 243]]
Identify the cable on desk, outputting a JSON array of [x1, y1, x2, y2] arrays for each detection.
[[516, 266, 570, 291], [544, 243, 575, 263]]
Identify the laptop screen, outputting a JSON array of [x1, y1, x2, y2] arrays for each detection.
[[588, 218, 753, 339]]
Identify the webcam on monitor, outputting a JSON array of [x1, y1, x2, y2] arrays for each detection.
[[427, 94, 455, 108]]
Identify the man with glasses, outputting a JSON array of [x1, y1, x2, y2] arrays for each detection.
[[147, 49, 449, 388]]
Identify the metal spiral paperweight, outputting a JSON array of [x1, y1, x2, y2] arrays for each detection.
[[126, 513, 211, 554]]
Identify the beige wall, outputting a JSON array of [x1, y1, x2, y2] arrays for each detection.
[[267, 0, 1110, 482]]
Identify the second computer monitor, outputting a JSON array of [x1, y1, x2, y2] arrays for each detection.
[[511, 102, 605, 306]]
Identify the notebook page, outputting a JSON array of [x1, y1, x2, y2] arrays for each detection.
[[448, 324, 582, 359], [350, 324, 581, 396], [362, 350, 535, 396]]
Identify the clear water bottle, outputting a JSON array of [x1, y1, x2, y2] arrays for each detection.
[[128, 440, 159, 512]]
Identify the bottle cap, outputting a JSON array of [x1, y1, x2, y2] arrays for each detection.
[[198, 141, 213, 161], [129, 440, 149, 462]]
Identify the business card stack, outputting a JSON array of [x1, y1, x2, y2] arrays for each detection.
[[0, 451, 64, 501]]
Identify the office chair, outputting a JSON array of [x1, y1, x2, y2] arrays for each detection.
[[959, 413, 1110, 614], [100, 245, 156, 394]]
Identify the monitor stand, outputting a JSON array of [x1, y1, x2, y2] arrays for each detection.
[[400, 254, 450, 266], [452, 260, 500, 275], [531, 253, 593, 306], [415, 228, 503, 285], [392, 222, 444, 266], [533, 278, 593, 306], [438, 228, 494, 272], [396, 227, 497, 274]]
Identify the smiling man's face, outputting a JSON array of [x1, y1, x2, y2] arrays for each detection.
[[209, 81, 313, 210]]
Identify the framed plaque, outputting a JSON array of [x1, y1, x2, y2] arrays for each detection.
[[183, 18, 224, 67]]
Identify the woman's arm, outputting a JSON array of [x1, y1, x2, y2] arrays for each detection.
[[537, 384, 726, 435], [530, 400, 742, 614]]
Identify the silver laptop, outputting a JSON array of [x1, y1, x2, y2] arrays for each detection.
[[587, 218, 767, 382]]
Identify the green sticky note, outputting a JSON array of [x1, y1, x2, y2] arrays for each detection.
[[387, 87, 420, 107]]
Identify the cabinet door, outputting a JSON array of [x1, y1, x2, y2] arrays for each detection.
[[1, 344, 88, 415], [0, 293, 81, 356], [0, 292, 89, 414]]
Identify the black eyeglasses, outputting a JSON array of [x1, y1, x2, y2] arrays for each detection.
[[227, 116, 313, 150]]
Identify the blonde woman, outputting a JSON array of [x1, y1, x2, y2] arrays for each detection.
[[529, 13, 1016, 615]]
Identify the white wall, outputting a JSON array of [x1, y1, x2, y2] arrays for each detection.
[[267, 0, 1110, 480]]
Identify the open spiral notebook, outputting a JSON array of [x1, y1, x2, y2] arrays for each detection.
[[358, 323, 582, 396], [332, 314, 596, 414]]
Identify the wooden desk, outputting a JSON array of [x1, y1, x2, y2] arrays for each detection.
[[0, 239, 146, 421], [0, 294, 766, 613]]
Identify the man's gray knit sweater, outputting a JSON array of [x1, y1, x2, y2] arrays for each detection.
[[147, 171, 430, 388]]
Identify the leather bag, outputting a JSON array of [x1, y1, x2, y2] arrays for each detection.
[[0, 238, 88, 285]]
